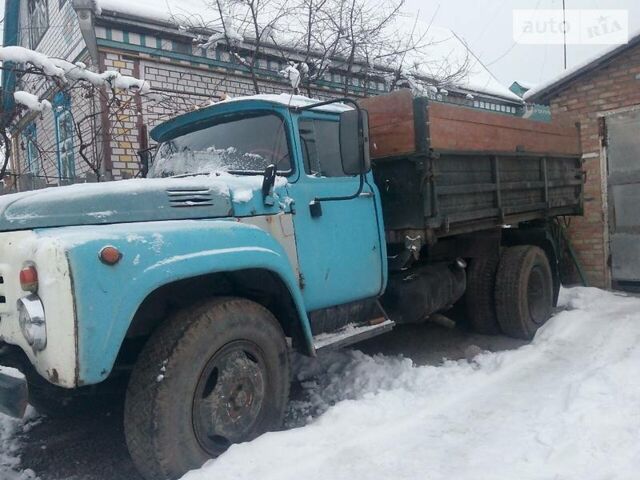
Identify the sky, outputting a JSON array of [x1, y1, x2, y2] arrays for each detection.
[[404, 0, 640, 87], [1, 0, 639, 90]]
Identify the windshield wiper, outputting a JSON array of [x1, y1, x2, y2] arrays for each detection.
[[167, 172, 212, 179]]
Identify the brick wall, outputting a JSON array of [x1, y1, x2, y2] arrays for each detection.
[[546, 43, 640, 288]]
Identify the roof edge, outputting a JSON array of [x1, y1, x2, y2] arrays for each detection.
[[525, 32, 640, 104]]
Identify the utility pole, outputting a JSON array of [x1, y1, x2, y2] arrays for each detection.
[[562, 0, 568, 69]]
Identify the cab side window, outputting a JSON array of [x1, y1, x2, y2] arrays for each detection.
[[298, 118, 346, 177]]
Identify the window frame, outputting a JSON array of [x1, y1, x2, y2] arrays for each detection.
[[28, 0, 49, 49], [151, 110, 296, 178], [297, 114, 350, 178], [53, 92, 76, 181], [23, 124, 39, 176]]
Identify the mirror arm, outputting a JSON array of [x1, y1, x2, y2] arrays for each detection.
[[137, 145, 157, 178], [261, 164, 277, 206]]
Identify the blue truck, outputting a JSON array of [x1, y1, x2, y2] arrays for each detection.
[[0, 90, 583, 479]]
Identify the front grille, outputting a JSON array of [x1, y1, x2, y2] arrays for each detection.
[[0, 268, 8, 312], [166, 188, 214, 208]]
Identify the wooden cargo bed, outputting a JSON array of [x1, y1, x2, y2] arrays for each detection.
[[359, 90, 583, 239]]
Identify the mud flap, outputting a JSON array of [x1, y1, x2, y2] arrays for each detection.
[[0, 372, 28, 418]]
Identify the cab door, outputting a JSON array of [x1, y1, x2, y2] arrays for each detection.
[[287, 111, 386, 312]]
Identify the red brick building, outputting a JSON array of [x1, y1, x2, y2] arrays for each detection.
[[526, 33, 640, 289]]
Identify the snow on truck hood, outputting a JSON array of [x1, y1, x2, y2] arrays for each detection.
[[0, 174, 288, 232]]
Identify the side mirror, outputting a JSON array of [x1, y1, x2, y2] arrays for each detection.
[[339, 108, 371, 175]]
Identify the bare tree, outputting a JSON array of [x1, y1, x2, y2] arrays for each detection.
[[176, 0, 294, 94], [0, 49, 169, 185]]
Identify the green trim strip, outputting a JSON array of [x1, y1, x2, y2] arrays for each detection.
[[95, 38, 385, 94]]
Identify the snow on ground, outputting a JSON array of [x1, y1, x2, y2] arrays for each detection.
[[0, 366, 38, 480], [184, 287, 640, 480]]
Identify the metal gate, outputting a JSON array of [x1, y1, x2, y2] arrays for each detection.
[[607, 109, 640, 286]]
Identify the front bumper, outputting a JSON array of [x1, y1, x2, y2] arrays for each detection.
[[0, 371, 27, 418]]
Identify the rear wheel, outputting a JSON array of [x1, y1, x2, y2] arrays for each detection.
[[495, 246, 553, 339], [124, 297, 290, 480], [465, 255, 501, 334]]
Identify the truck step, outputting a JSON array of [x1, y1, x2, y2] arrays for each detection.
[[313, 318, 395, 352]]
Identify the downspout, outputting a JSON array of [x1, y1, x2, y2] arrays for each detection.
[[72, 0, 99, 65], [72, 0, 105, 179], [1, 0, 21, 128]]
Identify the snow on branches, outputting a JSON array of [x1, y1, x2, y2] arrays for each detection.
[[13, 91, 52, 113], [0, 46, 151, 104], [279, 62, 308, 91]]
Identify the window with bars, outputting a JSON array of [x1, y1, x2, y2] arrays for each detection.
[[53, 92, 75, 181], [28, 0, 49, 48]]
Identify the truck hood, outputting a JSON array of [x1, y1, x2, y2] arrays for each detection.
[[0, 175, 287, 231]]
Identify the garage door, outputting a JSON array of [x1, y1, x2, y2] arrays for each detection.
[[607, 109, 640, 287]]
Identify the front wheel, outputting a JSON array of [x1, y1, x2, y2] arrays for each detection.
[[124, 297, 290, 480]]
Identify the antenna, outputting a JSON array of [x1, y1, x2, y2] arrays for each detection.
[[562, 0, 568, 69]]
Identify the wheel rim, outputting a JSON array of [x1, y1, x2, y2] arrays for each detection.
[[192, 340, 267, 456], [527, 265, 549, 325]]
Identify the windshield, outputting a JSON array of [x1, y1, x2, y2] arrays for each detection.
[[149, 112, 291, 178]]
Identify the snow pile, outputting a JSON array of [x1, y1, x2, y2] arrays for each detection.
[[215, 93, 352, 112], [0, 46, 65, 77], [0, 367, 38, 480], [183, 287, 640, 480]]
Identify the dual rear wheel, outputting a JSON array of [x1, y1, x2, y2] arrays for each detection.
[[465, 245, 554, 339]]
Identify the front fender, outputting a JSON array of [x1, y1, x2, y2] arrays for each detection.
[[39, 218, 311, 386]]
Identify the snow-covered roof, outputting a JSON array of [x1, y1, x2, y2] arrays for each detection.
[[98, 0, 206, 25], [96, 1, 519, 103], [525, 30, 640, 103]]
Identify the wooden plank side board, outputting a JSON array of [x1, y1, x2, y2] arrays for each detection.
[[360, 90, 416, 159], [359, 91, 581, 159], [427, 102, 581, 156]]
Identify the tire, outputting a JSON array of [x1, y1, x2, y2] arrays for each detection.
[[495, 246, 553, 340], [124, 297, 290, 480], [465, 255, 501, 334]]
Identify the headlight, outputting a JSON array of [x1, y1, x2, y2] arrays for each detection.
[[17, 294, 47, 351]]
